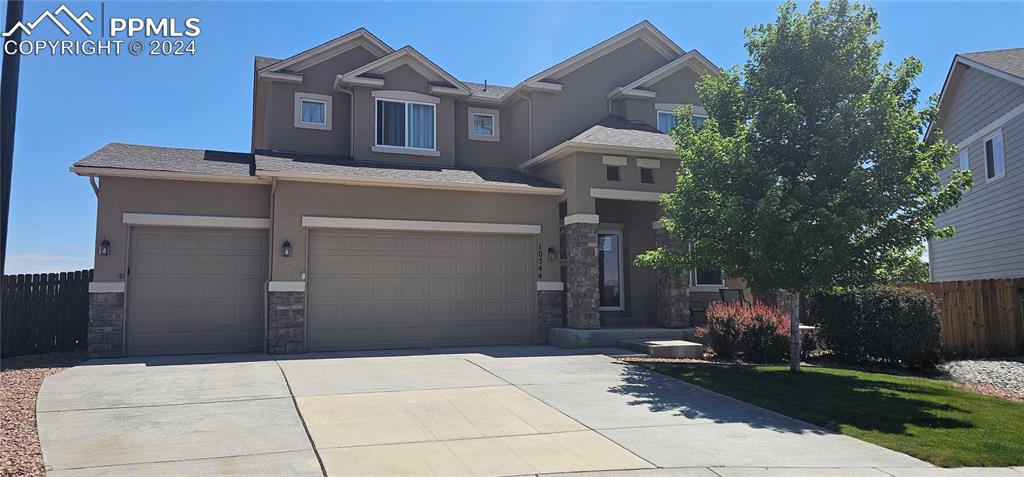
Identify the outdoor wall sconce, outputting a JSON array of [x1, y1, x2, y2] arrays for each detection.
[[281, 240, 292, 257], [547, 246, 557, 261], [98, 239, 111, 256]]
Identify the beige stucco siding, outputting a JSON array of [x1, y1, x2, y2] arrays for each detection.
[[270, 181, 562, 282], [258, 46, 380, 156], [535, 152, 680, 215], [92, 177, 271, 282]]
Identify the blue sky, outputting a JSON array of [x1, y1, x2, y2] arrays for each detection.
[[3, 1, 1023, 274]]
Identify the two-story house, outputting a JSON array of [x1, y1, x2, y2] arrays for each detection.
[[929, 48, 1024, 282], [73, 21, 739, 358]]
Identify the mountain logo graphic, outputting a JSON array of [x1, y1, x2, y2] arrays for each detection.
[[3, 4, 95, 37]]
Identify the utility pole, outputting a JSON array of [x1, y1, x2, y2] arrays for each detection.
[[1, 0, 25, 276]]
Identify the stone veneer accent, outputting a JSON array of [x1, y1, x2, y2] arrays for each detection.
[[536, 289, 565, 342], [563, 222, 600, 329], [654, 228, 691, 328], [267, 291, 305, 354], [87, 292, 125, 358]]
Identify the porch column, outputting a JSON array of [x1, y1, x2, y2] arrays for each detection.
[[653, 222, 690, 328], [563, 214, 600, 329]]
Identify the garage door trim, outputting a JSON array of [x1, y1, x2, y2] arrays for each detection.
[[302, 216, 541, 235], [124, 213, 271, 230]]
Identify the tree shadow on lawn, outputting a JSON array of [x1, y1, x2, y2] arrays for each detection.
[[609, 363, 974, 436]]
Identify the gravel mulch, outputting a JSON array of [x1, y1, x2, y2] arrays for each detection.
[[939, 357, 1024, 403], [1, 352, 84, 477]]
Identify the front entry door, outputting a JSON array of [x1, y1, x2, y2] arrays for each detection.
[[598, 230, 624, 311]]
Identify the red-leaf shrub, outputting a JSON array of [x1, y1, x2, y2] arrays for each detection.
[[696, 302, 744, 358], [697, 301, 791, 361]]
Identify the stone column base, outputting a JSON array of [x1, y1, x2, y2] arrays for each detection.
[[564, 222, 600, 329], [87, 292, 125, 358], [654, 228, 691, 328], [267, 291, 305, 354], [537, 289, 565, 342]]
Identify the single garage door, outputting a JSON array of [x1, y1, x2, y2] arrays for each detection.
[[307, 229, 535, 351], [126, 227, 268, 356]]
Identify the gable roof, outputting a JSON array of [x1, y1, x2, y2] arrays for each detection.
[[608, 50, 719, 99], [337, 45, 471, 94], [929, 48, 1024, 139], [521, 116, 677, 168], [258, 28, 393, 73]]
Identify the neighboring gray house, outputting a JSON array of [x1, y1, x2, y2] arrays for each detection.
[[73, 22, 742, 358], [929, 48, 1024, 282]]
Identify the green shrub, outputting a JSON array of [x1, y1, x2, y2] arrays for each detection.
[[810, 286, 942, 368]]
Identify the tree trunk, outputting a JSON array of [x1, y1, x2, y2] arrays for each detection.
[[789, 292, 801, 372]]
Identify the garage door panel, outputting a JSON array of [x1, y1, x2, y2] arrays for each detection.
[[308, 230, 536, 351], [127, 227, 266, 356]]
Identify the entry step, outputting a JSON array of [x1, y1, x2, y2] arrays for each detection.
[[617, 339, 705, 359]]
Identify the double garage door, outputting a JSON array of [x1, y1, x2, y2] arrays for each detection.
[[307, 229, 536, 352], [126, 227, 267, 356], [124, 226, 536, 355]]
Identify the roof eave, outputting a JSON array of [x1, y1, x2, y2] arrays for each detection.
[[520, 142, 679, 169], [254, 169, 564, 196], [70, 166, 266, 184]]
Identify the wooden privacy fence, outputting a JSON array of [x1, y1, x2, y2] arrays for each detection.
[[1, 270, 93, 358], [902, 278, 1024, 359]]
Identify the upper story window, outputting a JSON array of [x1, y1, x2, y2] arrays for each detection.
[[984, 130, 1005, 180], [468, 107, 500, 142], [637, 158, 660, 184], [376, 99, 436, 150], [656, 110, 708, 134], [602, 155, 626, 182], [640, 168, 655, 184], [607, 165, 621, 181], [959, 150, 970, 171], [294, 92, 332, 131]]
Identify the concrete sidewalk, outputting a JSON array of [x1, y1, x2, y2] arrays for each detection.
[[35, 346, 1020, 476]]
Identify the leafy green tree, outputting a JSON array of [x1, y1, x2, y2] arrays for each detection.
[[875, 244, 930, 284], [637, 0, 969, 371]]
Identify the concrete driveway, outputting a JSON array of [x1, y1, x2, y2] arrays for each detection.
[[37, 346, 942, 476]]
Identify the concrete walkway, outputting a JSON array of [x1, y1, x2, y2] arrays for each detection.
[[36, 346, 1020, 476]]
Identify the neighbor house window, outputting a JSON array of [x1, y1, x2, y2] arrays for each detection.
[[468, 107, 500, 141], [985, 130, 1005, 180], [376, 99, 436, 150], [606, 165, 621, 181], [293, 92, 332, 131], [657, 110, 708, 133], [640, 168, 655, 184], [691, 267, 725, 287], [959, 150, 969, 171]]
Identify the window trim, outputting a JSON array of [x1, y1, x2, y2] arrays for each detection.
[[983, 129, 1005, 181], [690, 267, 726, 288], [374, 97, 438, 154], [294, 92, 332, 131], [468, 107, 500, 142]]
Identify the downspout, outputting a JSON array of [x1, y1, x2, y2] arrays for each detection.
[[89, 175, 99, 197], [263, 177, 277, 354], [516, 92, 533, 159], [337, 87, 355, 158]]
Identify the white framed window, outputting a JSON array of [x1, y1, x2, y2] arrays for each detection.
[[959, 150, 969, 171], [468, 107, 500, 142], [984, 130, 1005, 180], [375, 98, 436, 152], [691, 267, 725, 287], [657, 110, 708, 133], [294, 92, 332, 130]]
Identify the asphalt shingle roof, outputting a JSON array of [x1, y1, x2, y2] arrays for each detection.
[[463, 81, 514, 99], [254, 56, 281, 70], [74, 143, 254, 177], [571, 116, 675, 151], [254, 150, 559, 189], [961, 48, 1024, 81], [73, 143, 558, 190]]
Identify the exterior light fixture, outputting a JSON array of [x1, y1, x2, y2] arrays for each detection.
[[281, 240, 292, 257], [547, 246, 557, 261], [99, 239, 111, 256]]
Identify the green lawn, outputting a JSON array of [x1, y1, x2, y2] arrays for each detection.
[[640, 362, 1024, 467]]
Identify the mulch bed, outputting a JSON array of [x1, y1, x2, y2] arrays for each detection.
[[1, 352, 84, 477]]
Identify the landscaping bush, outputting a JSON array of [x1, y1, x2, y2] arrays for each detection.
[[810, 286, 942, 368], [697, 301, 790, 362], [696, 301, 744, 358]]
